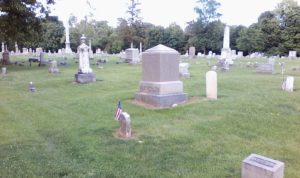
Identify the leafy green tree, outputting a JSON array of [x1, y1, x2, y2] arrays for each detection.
[[230, 25, 247, 51], [145, 25, 164, 49], [69, 20, 113, 52], [162, 23, 185, 53], [194, 0, 221, 25], [0, 0, 54, 49], [39, 17, 65, 52], [236, 24, 265, 54], [185, 0, 223, 54], [275, 0, 300, 55]]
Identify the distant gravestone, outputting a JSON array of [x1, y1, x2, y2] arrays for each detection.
[[49, 60, 59, 74], [256, 64, 274, 74], [282, 76, 294, 92], [39, 52, 48, 66], [288, 51, 297, 59], [125, 48, 139, 64], [29, 82, 36, 92], [36, 47, 43, 55], [75, 34, 96, 83], [2, 51, 10, 65], [238, 51, 243, 58], [189, 46, 196, 58], [242, 154, 284, 178], [135, 44, 187, 108], [179, 63, 190, 78], [206, 70, 217, 100], [15, 42, 18, 54], [2, 67, 6, 75], [118, 112, 132, 138], [1, 42, 4, 52]]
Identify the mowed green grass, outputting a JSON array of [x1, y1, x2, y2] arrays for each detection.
[[0, 54, 300, 177]]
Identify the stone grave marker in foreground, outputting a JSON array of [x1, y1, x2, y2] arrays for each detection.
[[118, 112, 132, 138], [135, 44, 187, 108], [206, 70, 217, 100], [242, 154, 284, 178]]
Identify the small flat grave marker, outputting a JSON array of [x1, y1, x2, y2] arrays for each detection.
[[242, 154, 284, 178]]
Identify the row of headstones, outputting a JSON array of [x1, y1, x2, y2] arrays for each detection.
[[184, 47, 298, 60]]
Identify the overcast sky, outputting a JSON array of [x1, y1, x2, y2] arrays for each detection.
[[50, 0, 300, 28]]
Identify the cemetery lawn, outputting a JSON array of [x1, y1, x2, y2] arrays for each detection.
[[1, 55, 300, 178]]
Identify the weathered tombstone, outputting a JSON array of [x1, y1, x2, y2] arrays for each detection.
[[242, 154, 284, 178], [29, 82, 36, 92], [179, 63, 190, 78], [189, 46, 196, 58], [1, 42, 4, 53], [75, 34, 96, 83], [36, 47, 43, 55], [2, 51, 10, 65], [288, 51, 297, 59], [206, 70, 217, 100], [15, 42, 18, 54], [48, 60, 59, 74], [135, 44, 188, 108], [124, 48, 140, 64], [282, 76, 294, 92], [118, 112, 132, 138], [2, 67, 6, 75], [39, 52, 48, 66], [238, 51, 244, 58], [206, 51, 213, 59], [256, 64, 274, 74]]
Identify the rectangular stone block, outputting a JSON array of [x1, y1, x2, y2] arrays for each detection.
[[135, 92, 187, 108], [75, 73, 96, 83], [242, 154, 284, 178], [138, 81, 183, 95], [256, 64, 274, 74], [142, 53, 179, 82]]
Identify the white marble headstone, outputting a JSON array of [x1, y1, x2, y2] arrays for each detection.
[[206, 70, 217, 100]]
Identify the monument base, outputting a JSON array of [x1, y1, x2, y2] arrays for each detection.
[[135, 92, 187, 108], [75, 73, 96, 83]]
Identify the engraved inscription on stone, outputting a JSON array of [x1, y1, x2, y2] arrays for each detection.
[[140, 86, 159, 94], [250, 157, 276, 168]]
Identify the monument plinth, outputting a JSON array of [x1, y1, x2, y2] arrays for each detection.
[[135, 44, 187, 108], [75, 34, 96, 83]]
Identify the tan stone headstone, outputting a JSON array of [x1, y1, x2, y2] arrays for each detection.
[[282, 76, 294, 92], [206, 70, 217, 100], [135, 44, 187, 108], [189, 46, 195, 58]]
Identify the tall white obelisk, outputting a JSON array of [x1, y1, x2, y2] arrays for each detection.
[[65, 23, 72, 53], [221, 25, 231, 60]]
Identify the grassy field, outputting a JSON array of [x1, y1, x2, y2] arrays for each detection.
[[0, 54, 300, 177]]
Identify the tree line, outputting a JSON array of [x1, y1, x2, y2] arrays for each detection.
[[0, 0, 299, 56]]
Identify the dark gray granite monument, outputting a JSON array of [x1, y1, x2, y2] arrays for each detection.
[[75, 34, 96, 83], [135, 44, 187, 108]]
